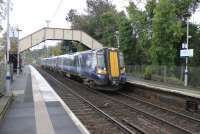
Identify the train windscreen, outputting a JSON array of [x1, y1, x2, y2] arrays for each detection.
[[119, 52, 125, 68], [97, 54, 106, 69]]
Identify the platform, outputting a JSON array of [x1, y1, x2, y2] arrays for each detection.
[[127, 76, 200, 99], [0, 65, 89, 134]]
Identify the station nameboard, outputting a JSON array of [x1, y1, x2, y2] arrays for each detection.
[[180, 49, 194, 57]]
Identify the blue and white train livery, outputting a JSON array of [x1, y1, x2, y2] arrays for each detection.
[[40, 47, 126, 90]]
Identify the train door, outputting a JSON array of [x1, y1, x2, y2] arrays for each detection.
[[109, 50, 120, 78]]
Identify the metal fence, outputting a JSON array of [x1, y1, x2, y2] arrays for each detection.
[[0, 62, 6, 94], [126, 65, 200, 89]]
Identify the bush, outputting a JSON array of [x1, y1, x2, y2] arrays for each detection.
[[189, 67, 200, 87], [144, 66, 154, 80]]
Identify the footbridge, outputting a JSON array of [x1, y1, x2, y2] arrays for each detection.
[[19, 27, 103, 52]]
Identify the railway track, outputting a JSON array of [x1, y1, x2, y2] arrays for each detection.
[[38, 68, 144, 134], [109, 92, 200, 134], [118, 91, 200, 127], [38, 67, 200, 134], [124, 83, 200, 119]]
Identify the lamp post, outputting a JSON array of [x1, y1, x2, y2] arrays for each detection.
[[184, 19, 192, 87], [45, 20, 51, 57], [115, 31, 119, 48], [16, 28, 22, 76]]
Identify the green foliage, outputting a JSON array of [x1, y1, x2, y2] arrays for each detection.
[[189, 67, 200, 87], [173, 0, 199, 20], [0, 0, 4, 31], [100, 11, 118, 47], [50, 41, 89, 56], [150, 0, 183, 66], [189, 25, 200, 66], [66, 0, 118, 46], [65, 0, 200, 68], [50, 45, 62, 56], [144, 66, 154, 80], [127, 2, 152, 64], [86, 0, 116, 17], [117, 14, 134, 64]]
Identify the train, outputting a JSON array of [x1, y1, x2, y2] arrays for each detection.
[[40, 47, 126, 90]]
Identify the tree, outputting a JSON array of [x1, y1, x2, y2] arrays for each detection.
[[86, 0, 116, 17], [173, 0, 199, 21], [66, 0, 118, 45], [0, 0, 4, 31], [149, 0, 183, 66], [127, 2, 149, 64], [187, 24, 200, 66], [117, 13, 134, 64], [0, 0, 5, 61], [65, 0, 200, 68], [99, 11, 118, 47]]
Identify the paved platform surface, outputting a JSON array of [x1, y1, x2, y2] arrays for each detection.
[[127, 76, 200, 99], [0, 65, 89, 134]]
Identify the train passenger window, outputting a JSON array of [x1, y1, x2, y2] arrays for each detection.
[[81, 55, 87, 67], [63, 58, 67, 66], [86, 54, 92, 68], [91, 54, 96, 69], [97, 54, 105, 68], [119, 52, 125, 68]]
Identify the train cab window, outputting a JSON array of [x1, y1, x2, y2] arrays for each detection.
[[119, 52, 125, 68], [97, 53, 105, 69]]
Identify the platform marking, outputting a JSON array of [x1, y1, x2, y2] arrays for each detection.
[[30, 65, 90, 134], [12, 90, 24, 95], [30, 67, 56, 134]]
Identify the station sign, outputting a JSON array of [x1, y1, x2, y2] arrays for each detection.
[[180, 49, 194, 57], [9, 27, 20, 38], [9, 29, 18, 38]]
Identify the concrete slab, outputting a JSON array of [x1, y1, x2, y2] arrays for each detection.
[[46, 101, 83, 134]]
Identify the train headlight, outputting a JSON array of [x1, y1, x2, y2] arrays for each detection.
[[120, 67, 126, 74], [97, 68, 107, 75]]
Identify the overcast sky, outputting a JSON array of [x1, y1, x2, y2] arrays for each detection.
[[7, 0, 130, 38], [3, 0, 200, 39]]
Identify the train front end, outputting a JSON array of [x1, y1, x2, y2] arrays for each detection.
[[95, 48, 126, 90]]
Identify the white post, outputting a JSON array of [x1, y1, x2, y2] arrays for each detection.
[[115, 31, 119, 48], [17, 28, 22, 76], [184, 20, 189, 87], [45, 20, 50, 57], [6, 0, 11, 95]]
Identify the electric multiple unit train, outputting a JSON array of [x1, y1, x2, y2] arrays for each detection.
[[40, 47, 126, 90]]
